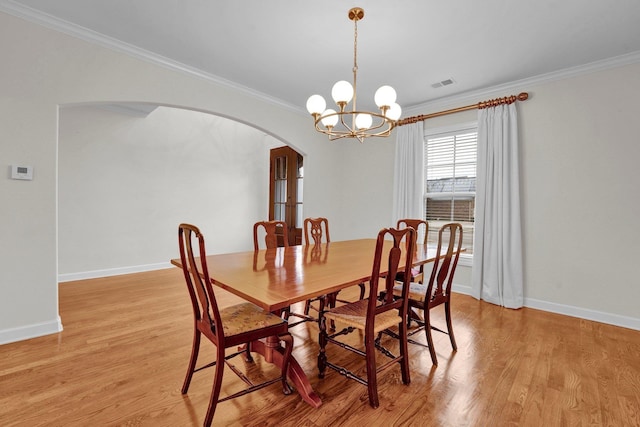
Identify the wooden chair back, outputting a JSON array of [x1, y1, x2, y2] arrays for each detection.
[[396, 218, 429, 283], [427, 222, 463, 307], [253, 220, 289, 251], [396, 218, 428, 245], [369, 227, 416, 323], [303, 217, 330, 245], [178, 223, 224, 343]]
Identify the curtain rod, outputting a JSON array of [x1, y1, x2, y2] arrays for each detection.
[[397, 92, 529, 126]]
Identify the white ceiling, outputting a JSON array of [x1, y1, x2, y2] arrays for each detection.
[[3, 0, 640, 115]]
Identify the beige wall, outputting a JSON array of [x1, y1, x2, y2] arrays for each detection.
[[419, 63, 640, 327], [519, 65, 639, 321]]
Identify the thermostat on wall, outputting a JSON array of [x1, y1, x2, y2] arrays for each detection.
[[11, 165, 33, 180]]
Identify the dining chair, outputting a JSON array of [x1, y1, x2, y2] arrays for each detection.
[[300, 218, 331, 320], [253, 220, 293, 321], [317, 226, 416, 408], [303, 217, 330, 246], [253, 220, 289, 251], [396, 218, 429, 283], [178, 223, 294, 426], [301, 218, 366, 323], [392, 222, 463, 366]]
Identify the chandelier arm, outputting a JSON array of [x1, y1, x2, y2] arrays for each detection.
[[329, 133, 355, 142], [350, 110, 393, 132], [365, 120, 388, 133], [312, 115, 324, 132], [339, 112, 356, 134]]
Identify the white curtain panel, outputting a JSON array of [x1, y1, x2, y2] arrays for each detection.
[[392, 122, 425, 225], [471, 103, 524, 309]]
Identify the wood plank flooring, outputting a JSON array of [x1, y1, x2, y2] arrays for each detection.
[[1, 268, 639, 426]]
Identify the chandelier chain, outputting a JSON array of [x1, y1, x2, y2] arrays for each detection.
[[352, 17, 358, 112]]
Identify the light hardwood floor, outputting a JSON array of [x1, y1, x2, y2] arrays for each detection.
[[1, 269, 639, 426]]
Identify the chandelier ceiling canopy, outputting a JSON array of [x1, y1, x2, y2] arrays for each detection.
[[306, 7, 401, 143]]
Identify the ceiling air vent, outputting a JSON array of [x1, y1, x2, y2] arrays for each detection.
[[431, 78, 455, 89]]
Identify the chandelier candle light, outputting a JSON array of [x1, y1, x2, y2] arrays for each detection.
[[306, 7, 401, 143]]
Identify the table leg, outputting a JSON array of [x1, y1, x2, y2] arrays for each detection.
[[249, 337, 322, 408]]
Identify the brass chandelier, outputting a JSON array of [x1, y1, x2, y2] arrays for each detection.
[[306, 7, 401, 143]]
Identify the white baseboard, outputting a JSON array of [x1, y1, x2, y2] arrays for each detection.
[[1, 263, 171, 345], [0, 317, 63, 345], [58, 262, 173, 282], [452, 284, 473, 295], [452, 284, 640, 331], [524, 297, 640, 331]]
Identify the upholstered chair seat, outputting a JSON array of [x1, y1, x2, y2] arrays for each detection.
[[219, 302, 289, 336], [323, 298, 404, 333]]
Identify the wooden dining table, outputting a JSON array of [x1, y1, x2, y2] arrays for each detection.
[[170, 238, 445, 408]]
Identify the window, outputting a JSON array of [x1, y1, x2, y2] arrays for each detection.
[[424, 123, 477, 255]]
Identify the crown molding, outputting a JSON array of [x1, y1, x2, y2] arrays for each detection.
[[0, 0, 305, 116], [404, 50, 640, 116]]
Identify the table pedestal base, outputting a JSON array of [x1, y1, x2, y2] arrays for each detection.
[[250, 338, 322, 408]]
